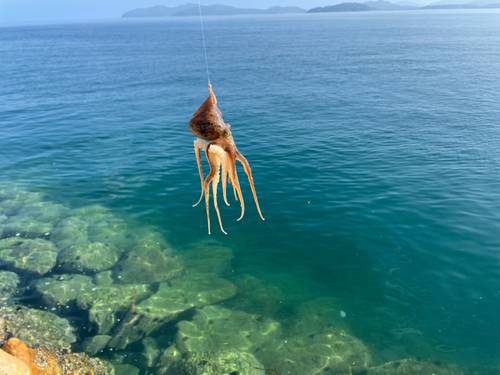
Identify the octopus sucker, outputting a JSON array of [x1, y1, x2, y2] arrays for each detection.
[[189, 83, 264, 234]]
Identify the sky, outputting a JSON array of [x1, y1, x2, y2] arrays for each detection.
[[0, 0, 431, 24]]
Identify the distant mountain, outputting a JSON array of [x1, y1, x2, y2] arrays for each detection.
[[364, 0, 419, 9], [396, 0, 428, 5], [308, 3, 373, 12], [423, 2, 500, 7], [122, 4, 306, 18]]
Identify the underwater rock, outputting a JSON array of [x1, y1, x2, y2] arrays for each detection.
[[0, 189, 44, 212], [139, 337, 161, 368], [1, 218, 53, 240], [50, 217, 88, 250], [76, 284, 151, 335], [0, 349, 30, 374], [113, 240, 182, 284], [79, 335, 112, 356], [108, 273, 237, 349], [0, 305, 76, 350], [159, 350, 266, 375], [1, 337, 115, 375], [180, 240, 233, 275], [168, 305, 281, 357], [0, 270, 20, 305], [87, 217, 131, 251], [57, 240, 123, 273], [0, 237, 59, 276], [256, 327, 372, 375], [366, 359, 465, 375], [224, 273, 282, 317], [66, 205, 110, 224], [94, 270, 115, 286], [34, 274, 95, 310], [367, 358, 465, 375], [278, 297, 348, 337], [114, 364, 140, 375]]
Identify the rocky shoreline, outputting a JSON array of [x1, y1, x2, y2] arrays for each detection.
[[0, 187, 490, 374]]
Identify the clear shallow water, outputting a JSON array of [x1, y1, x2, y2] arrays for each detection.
[[1, 10, 500, 373]]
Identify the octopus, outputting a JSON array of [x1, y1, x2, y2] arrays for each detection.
[[189, 83, 264, 234]]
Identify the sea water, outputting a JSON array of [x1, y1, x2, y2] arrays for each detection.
[[1, 10, 500, 373]]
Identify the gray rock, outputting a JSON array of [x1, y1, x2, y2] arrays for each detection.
[[0, 237, 58, 276], [159, 350, 265, 375], [80, 335, 112, 356], [257, 327, 372, 375], [34, 274, 95, 309], [108, 273, 237, 349], [113, 240, 182, 284], [171, 305, 281, 355], [77, 284, 151, 335], [0, 305, 76, 350], [57, 240, 122, 273]]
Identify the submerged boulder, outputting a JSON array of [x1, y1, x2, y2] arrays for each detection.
[[257, 327, 372, 375], [0, 237, 59, 276], [113, 240, 182, 284], [0, 305, 76, 350], [367, 358, 465, 375], [159, 350, 266, 375], [108, 273, 237, 349], [179, 240, 233, 275], [57, 241, 123, 273], [76, 283, 151, 335], [34, 274, 95, 310], [50, 216, 88, 250], [166, 305, 281, 357], [0, 271, 19, 306]]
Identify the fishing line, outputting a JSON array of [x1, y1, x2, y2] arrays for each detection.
[[197, 0, 211, 84]]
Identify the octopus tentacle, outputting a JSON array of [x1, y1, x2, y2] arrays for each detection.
[[206, 144, 227, 234], [220, 151, 230, 206], [226, 149, 245, 221], [193, 141, 205, 207], [235, 152, 265, 221]]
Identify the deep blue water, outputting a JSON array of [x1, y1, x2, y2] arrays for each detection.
[[1, 10, 500, 372]]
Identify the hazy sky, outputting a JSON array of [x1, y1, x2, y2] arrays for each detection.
[[0, 0, 335, 23], [0, 0, 432, 24]]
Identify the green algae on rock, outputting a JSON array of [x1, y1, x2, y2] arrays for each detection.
[[179, 241, 233, 275], [108, 273, 238, 349], [0, 237, 59, 276], [57, 241, 123, 273], [34, 274, 95, 310], [0, 305, 76, 350], [79, 335, 112, 356], [0, 271, 19, 306], [159, 350, 266, 375], [113, 241, 182, 284], [257, 327, 372, 375], [50, 216, 88, 250], [167, 305, 281, 357], [367, 358, 465, 375], [77, 283, 151, 335]]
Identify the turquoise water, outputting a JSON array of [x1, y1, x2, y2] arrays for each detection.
[[1, 10, 500, 373]]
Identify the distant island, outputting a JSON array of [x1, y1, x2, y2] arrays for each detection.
[[308, 3, 373, 12], [122, 0, 500, 17], [122, 4, 306, 18]]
